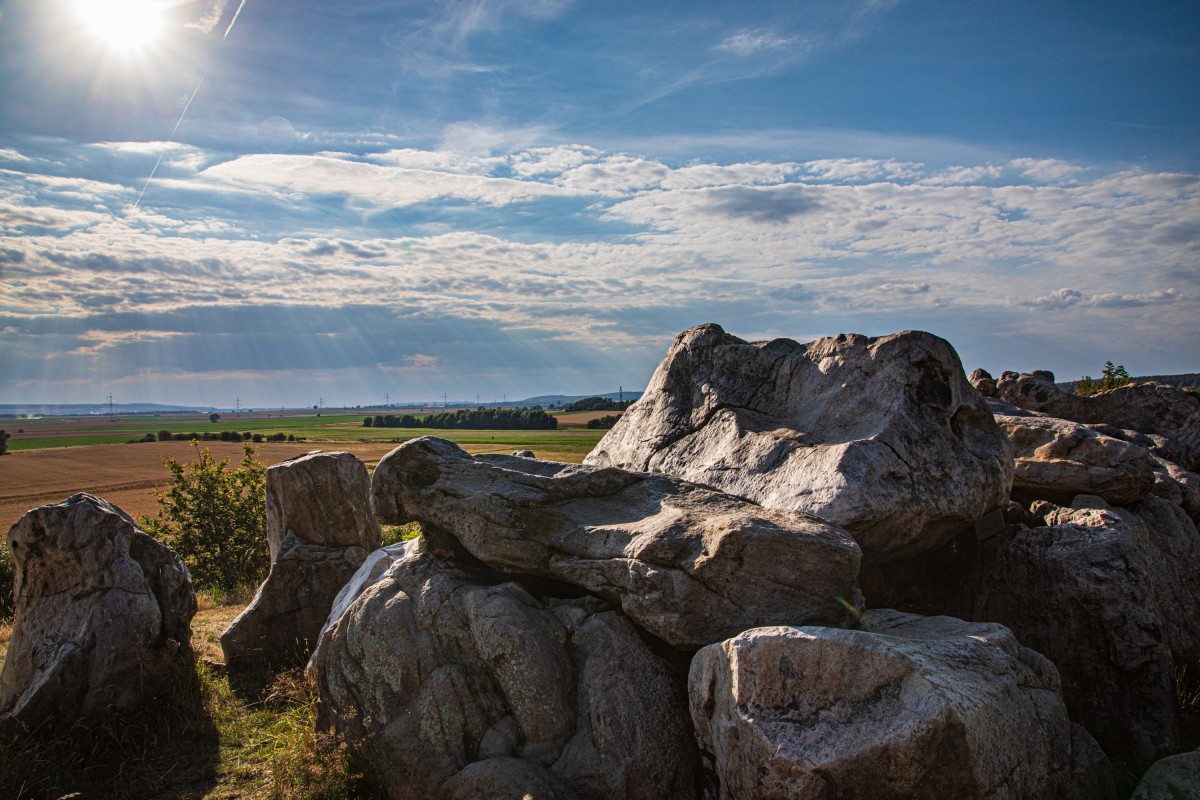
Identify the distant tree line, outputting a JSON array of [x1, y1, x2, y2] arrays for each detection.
[[364, 408, 557, 430], [149, 430, 302, 444], [565, 396, 633, 412], [586, 415, 621, 430]]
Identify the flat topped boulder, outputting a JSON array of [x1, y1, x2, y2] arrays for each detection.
[[266, 450, 380, 561], [371, 436, 862, 648], [585, 324, 1012, 563], [1, 494, 196, 737]]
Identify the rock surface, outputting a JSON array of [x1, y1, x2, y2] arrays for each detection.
[[996, 373, 1200, 470], [0, 494, 196, 737], [371, 436, 863, 648], [688, 610, 1081, 800], [310, 540, 698, 800], [1130, 749, 1200, 800], [996, 412, 1157, 505], [965, 497, 1189, 763], [584, 324, 1012, 563], [222, 451, 379, 680], [265, 450, 380, 562], [220, 532, 367, 679]]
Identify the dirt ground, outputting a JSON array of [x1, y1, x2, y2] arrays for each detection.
[[0, 440, 406, 532], [555, 410, 624, 426]]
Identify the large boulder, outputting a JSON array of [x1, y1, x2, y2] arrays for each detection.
[[964, 497, 1195, 764], [996, 373, 1200, 470], [0, 494, 196, 738], [688, 610, 1095, 800], [222, 451, 379, 681], [265, 450, 381, 562], [584, 324, 1013, 564], [370, 437, 863, 648], [310, 540, 699, 800], [1130, 749, 1200, 800], [996, 412, 1158, 505]]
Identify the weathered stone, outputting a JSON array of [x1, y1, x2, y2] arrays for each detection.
[[996, 373, 1200, 470], [968, 367, 998, 397], [220, 532, 367, 679], [0, 494, 196, 737], [688, 610, 1080, 800], [222, 451, 379, 682], [1130, 749, 1200, 800], [996, 413, 1158, 505], [266, 450, 380, 562], [1150, 455, 1200, 521], [584, 324, 1012, 563], [964, 498, 1185, 764], [310, 540, 698, 800], [1127, 494, 1200, 661], [370, 436, 863, 648]]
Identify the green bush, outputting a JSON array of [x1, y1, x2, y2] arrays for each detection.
[[1073, 361, 1131, 396], [139, 442, 268, 594], [586, 415, 621, 430]]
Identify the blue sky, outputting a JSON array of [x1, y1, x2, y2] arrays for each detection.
[[1, 0, 1197, 407]]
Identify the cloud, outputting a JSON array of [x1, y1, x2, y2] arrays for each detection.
[[700, 185, 822, 224], [715, 30, 799, 57]]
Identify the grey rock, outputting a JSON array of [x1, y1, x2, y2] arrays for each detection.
[[266, 450, 380, 562], [969, 367, 998, 397], [0, 494, 196, 737], [222, 451, 379, 681], [584, 324, 1012, 564], [996, 413, 1158, 505], [964, 498, 1187, 764], [688, 610, 1080, 800], [1130, 749, 1200, 800], [995, 373, 1200, 470], [220, 532, 367, 679], [371, 436, 863, 648], [310, 540, 698, 800], [1150, 455, 1200, 521]]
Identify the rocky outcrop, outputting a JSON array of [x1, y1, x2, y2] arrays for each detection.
[[996, 413, 1157, 505], [996, 373, 1200, 470], [584, 324, 1012, 563], [370, 436, 863, 648], [688, 610, 1090, 800], [1130, 749, 1200, 800], [310, 540, 698, 800], [265, 450, 381, 561], [1150, 455, 1200, 521], [222, 451, 379, 681], [0, 494, 196, 738], [964, 497, 1192, 763], [968, 367, 998, 397]]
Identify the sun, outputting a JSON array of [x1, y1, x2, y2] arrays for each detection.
[[75, 0, 166, 53]]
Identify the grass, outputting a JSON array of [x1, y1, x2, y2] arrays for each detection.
[[0, 592, 381, 800]]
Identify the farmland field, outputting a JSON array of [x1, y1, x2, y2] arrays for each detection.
[[0, 413, 608, 532]]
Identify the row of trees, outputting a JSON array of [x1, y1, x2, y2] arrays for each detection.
[[565, 396, 633, 412], [154, 430, 301, 443], [1073, 361, 1132, 396], [586, 415, 621, 429], [364, 408, 558, 430]]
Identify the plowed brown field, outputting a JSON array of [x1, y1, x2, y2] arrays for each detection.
[[0, 440, 408, 532]]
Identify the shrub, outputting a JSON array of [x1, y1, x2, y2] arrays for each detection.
[[587, 415, 621, 430], [139, 442, 268, 594], [157, 429, 174, 442], [1073, 361, 1131, 396]]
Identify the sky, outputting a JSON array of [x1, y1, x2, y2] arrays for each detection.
[[0, 0, 1197, 408]]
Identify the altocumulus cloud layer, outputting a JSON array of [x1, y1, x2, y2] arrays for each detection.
[[0, 0, 1196, 406], [2, 139, 1196, 405]]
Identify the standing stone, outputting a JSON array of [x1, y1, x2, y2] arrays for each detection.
[[1130, 749, 1200, 800], [371, 436, 863, 649], [688, 611, 1085, 800], [0, 494, 196, 738], [310, 540, 698, 800], [585, 324, 1012, 564], [221, 451, 380, 681]]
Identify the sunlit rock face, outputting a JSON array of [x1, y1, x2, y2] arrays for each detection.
[[586, 323, 1012, 564], [309, 540, 699, 800], [370, 436, 863, 648], [688, 611, 1090, 800], [0, 494, 196, 738]]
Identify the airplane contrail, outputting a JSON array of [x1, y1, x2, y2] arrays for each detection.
[[132, 0, 249, 210]]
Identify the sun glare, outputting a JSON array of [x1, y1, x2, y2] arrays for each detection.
[[75, 0, 165, 52]]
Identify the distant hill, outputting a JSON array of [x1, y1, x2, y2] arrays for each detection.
[[1136, 373, 1200, 388], [520, 391, 643, 408], [0, 403, 203, 418]]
